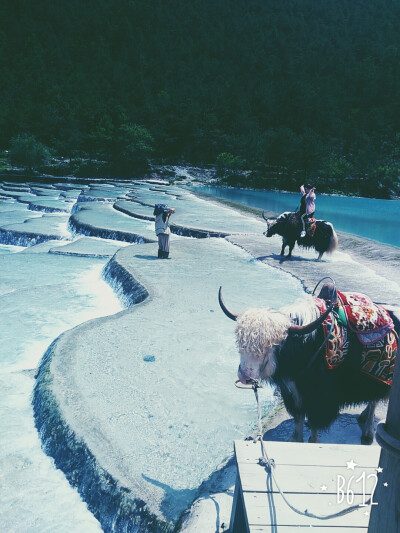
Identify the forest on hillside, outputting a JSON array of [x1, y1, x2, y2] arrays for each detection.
[[1, 0, 400, 196]]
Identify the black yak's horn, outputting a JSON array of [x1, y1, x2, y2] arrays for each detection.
[[262, 211, 269, 222], [288, 302, 334, 336], [218, 287, 238, 321]]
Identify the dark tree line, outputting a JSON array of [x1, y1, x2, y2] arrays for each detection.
[[1, 0, 400, 195]]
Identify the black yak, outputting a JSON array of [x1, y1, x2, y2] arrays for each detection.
[[218, 286, 398, 444], [263, 211, 338, 260]]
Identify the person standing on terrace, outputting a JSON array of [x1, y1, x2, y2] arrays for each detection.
[[154, 204, 175, 258], [299, 184, 316, 238]]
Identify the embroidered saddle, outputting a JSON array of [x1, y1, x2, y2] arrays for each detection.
[[337, 291, 394, 344], [315, 292, 396, 386]]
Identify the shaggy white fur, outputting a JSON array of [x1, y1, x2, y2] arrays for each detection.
[[280, 296, 320, 336], [267, 212, 291, 227], [235, 298, 321, 379], [236, 308, 290, 379]]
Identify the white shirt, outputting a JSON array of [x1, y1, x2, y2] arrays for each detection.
[[155, 213, 171, 235]]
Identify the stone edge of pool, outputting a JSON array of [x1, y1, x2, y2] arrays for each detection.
[[68, 211, 157, 244], [33, 251, 177, 533], [0, 227, 66, 246], [113, 201, 232, 239]]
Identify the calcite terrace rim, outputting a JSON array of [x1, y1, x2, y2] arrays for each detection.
[[113, 201, 234, 239], [0, 227, 66, 246], [33, 252, 176, 533], [68, 213, 157, 244]]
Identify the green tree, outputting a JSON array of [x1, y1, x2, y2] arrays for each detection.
[[8, 134, 51, 170], [216, 152, 246, 171], [87, 114, 114, 159], [370, 163, 400, 198], [2, 0, 400, 194], [114, 123, 154, 171], [216, 152, 247, 185], [323, 154, 353, 180]]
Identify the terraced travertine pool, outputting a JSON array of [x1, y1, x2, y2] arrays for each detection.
[[0, 178, 307, 532], [3, 176, 398, 532]]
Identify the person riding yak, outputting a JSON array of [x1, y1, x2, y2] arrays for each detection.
[[263, 183, 336, 260], [299, 183, 316, 238]]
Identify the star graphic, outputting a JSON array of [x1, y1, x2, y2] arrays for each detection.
[[346, 459, 358, 470], [364, 511, 370, 516], [320, 485, 327, 492], [384, 482, 388, 487], [376, 467, 383, 473]]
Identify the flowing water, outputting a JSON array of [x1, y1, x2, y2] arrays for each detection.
[[0, 245, 123, 532], [0, 195, 123, 531]]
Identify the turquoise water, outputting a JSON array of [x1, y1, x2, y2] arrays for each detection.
[[0, 243, 122, 532], [192, 186, 400, 247]]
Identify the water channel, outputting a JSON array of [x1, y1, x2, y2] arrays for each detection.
[[191, 185, 400, 247]]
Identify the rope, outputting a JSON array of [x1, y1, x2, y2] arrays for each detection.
[[295, 275, 338, 377], [251, 384, 370, 520], [312, 276, 337, 299], [297, 309, 336, 377]]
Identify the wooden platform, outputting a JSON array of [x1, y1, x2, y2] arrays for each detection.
[[230, 440, 380, 532]]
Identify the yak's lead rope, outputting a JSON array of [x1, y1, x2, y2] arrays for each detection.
[[252, 385, 370, 520]]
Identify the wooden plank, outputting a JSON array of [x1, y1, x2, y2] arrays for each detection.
[[229, 475, 240, 531], [234, 440, 380, 468], [242, 492, 373, 527], [231, 441, 380, 531], [238, 463, 379, 494], [230, 474, 250, 533], [249, 527, 368, 532]]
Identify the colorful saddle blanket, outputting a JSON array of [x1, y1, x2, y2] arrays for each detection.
[[305, 217, 316, 237], [315, 294, 396, 386], [289, 212, 316, 237]]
